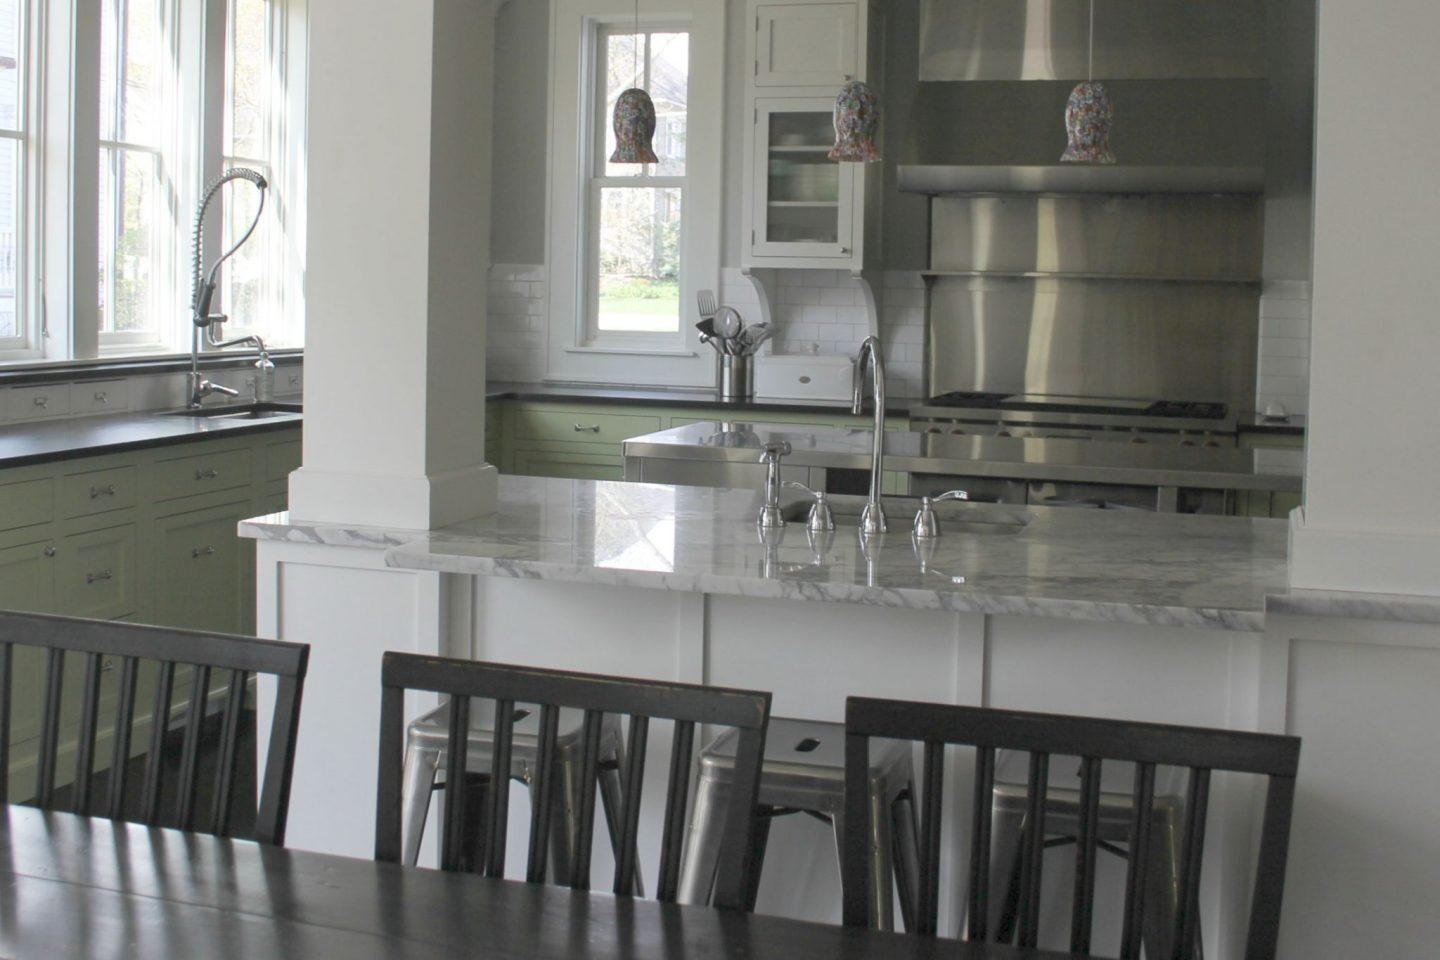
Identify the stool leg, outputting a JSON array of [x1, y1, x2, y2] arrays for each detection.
[[890, 783, 921, 932], [743, 811, 773, 912], [676, 774, 726, 905], [400, 745, 441, 866], [1143, 805, 1202, 960], [598, 758, 645, 897], [548, 749, 584, 884], [455, 771, 491, 874], [988, 805, 1028, 942]]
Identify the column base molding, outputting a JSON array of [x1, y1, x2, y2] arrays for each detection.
[[1288, 506, 1440, 597], [288, 462, 499, 530]]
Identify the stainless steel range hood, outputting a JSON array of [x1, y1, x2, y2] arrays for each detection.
[[919, 0, 1265, 82]]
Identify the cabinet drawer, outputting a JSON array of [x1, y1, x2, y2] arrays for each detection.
[[151, 446, 253, 502], [512, 449, 624, 482], [7, 385, 70, 421], [58, 465, 138, 519], [512, 408, 661, 446], [152, 502, 248, 633], [58, 524, 137, 620], [69, 380, 130, 416], [0, 478, 54, 532]]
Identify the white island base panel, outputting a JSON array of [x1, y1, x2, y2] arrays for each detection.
[[243, 478, 1440, 958]]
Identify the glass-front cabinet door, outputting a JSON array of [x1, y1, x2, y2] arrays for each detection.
[[751, 98, 856, 260]]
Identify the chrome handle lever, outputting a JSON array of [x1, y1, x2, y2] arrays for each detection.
[[912, 489, 969, 539], [756, 441, 792, 528], [86, 569, 113, 584]]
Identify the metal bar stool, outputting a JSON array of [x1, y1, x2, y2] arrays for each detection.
[[677, 717, 920, 929], [400, 700, 640, 891], [988, 751, 1199, 958]]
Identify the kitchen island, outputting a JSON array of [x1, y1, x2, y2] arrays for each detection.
[[244, 474, 1287, 955]]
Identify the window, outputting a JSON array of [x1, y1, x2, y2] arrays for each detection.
[[97, 0, 177, 351], [221, 0, 301, 348], [0, 0, 305, 364], [545, 0, 722, 387], [0, 0, 29, 351], [587, 26, 687, 341]]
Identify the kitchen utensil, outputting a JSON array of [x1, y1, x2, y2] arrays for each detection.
[[715, 305, 743, 340], [744, 322, 772, 353], [695, 317, 717, 338], [697, 289, 718, 320]]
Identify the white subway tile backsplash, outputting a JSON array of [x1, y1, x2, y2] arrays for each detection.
[[1260, 337, 1309, 359], [820, 286, 857, 307], [1258, 356, 1310, 379]]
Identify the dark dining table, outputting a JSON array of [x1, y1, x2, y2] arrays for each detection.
[[0, 805, 1082, 959]]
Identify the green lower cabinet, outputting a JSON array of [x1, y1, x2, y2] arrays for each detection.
[[512, 449, 624, 482], [1238, 431, 1305, 519], [151, 499, 252, 634], [0, 539, 58, 614], [56, 522, 138, 620]]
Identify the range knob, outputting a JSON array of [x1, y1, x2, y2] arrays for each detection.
[[925, 426, 942, 434], [1178, 431, 1196, 447], [949, 428, 966, 436], [995, 429, 1012, 438], [1129, 429, 1147, 445], [1202, 431, 1221, 448]]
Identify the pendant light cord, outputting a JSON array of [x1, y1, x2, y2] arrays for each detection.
[[1087, 0, 1094, 81]]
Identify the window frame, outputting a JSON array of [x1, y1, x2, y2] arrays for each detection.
[[582, 21, 688, 349], [0, 0, 38, 359], [545, 0, 723, 387]]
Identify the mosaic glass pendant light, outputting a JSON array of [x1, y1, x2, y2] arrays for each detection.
[[1060, 0, 1116, 164], [610, 0, 658, 164], [829, 79, 883, 162]]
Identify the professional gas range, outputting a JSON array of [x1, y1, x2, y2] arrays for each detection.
[[910, 391, 1238, 447]]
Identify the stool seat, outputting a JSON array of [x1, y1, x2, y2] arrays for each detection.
[[680, 717, 919, 930]]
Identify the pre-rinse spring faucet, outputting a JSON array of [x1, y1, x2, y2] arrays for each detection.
[[188, 168, 269, 408], [852, 335, 888, 536]]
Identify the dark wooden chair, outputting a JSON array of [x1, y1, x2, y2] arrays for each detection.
[[375, 653, 771, 910], [842, 698, 1301, 959], [0, 610, 308, 845]]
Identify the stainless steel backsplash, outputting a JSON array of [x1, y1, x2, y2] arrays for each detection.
[[925, 194, 1261, 406]]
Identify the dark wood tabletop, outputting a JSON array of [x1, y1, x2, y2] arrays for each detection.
[[0, 806, 1079, 959]]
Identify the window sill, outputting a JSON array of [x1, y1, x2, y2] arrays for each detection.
[[563, 346, 699, 358]]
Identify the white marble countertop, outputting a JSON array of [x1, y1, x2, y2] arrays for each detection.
[[240, 475, 1290, 631]]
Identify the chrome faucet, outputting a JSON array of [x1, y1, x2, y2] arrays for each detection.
[[851, 335, 888, 536], [756, 440, 792, 528], [188, 168, 269, 408]]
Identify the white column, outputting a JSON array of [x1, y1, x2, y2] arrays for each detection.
[[1289, 2, 1440, 595], [288, 0, 498, 529]]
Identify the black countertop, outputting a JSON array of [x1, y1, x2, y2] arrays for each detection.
[[0, 409, 302, 469]]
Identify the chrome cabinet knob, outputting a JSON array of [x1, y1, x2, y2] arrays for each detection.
[[912, 489, 969, 539]]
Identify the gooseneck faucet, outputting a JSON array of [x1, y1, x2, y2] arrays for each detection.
[[188, 168, 270, 408], [852, 335, 888, 536]]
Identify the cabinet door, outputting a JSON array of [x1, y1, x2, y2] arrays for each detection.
[[56, 524, 137, 620], [755, 2, 857, 87], [0, 539, 57, 615], [152, 501, 250, 634], [752, 99, 856, 260]]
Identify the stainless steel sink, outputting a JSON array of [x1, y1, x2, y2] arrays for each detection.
[[165, 402, 302, 420], [783, 494, 1031, 534]]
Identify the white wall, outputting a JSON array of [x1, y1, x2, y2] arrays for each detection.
[[1288, 0, 1440, 595]]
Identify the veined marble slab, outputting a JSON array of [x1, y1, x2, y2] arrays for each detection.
[[241, 476, 1289, 631], [1267, 588, 1440, 624]]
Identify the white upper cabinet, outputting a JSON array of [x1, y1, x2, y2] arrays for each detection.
[[743, 0, 882, 273], [755, 3, 858, 87]]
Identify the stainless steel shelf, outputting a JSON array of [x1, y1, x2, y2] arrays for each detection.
[[921, 270, 1262, 286], [898, 165, 1265, 196]]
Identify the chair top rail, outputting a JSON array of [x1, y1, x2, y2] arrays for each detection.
[[382, 653, 769, 730], [0, 611, 309, 679], [846, 697, 1300, 777]]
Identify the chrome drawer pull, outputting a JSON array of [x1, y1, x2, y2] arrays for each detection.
[[573, 424, 601, 433], [192, 546, 216, 559], [94, 392, 109, 404], [44, 547, 57, 558], [33, 396, 48, 408], [90, 484, 117, 499], [86, 569, 113, 584], [195, 468, 220, 480]]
